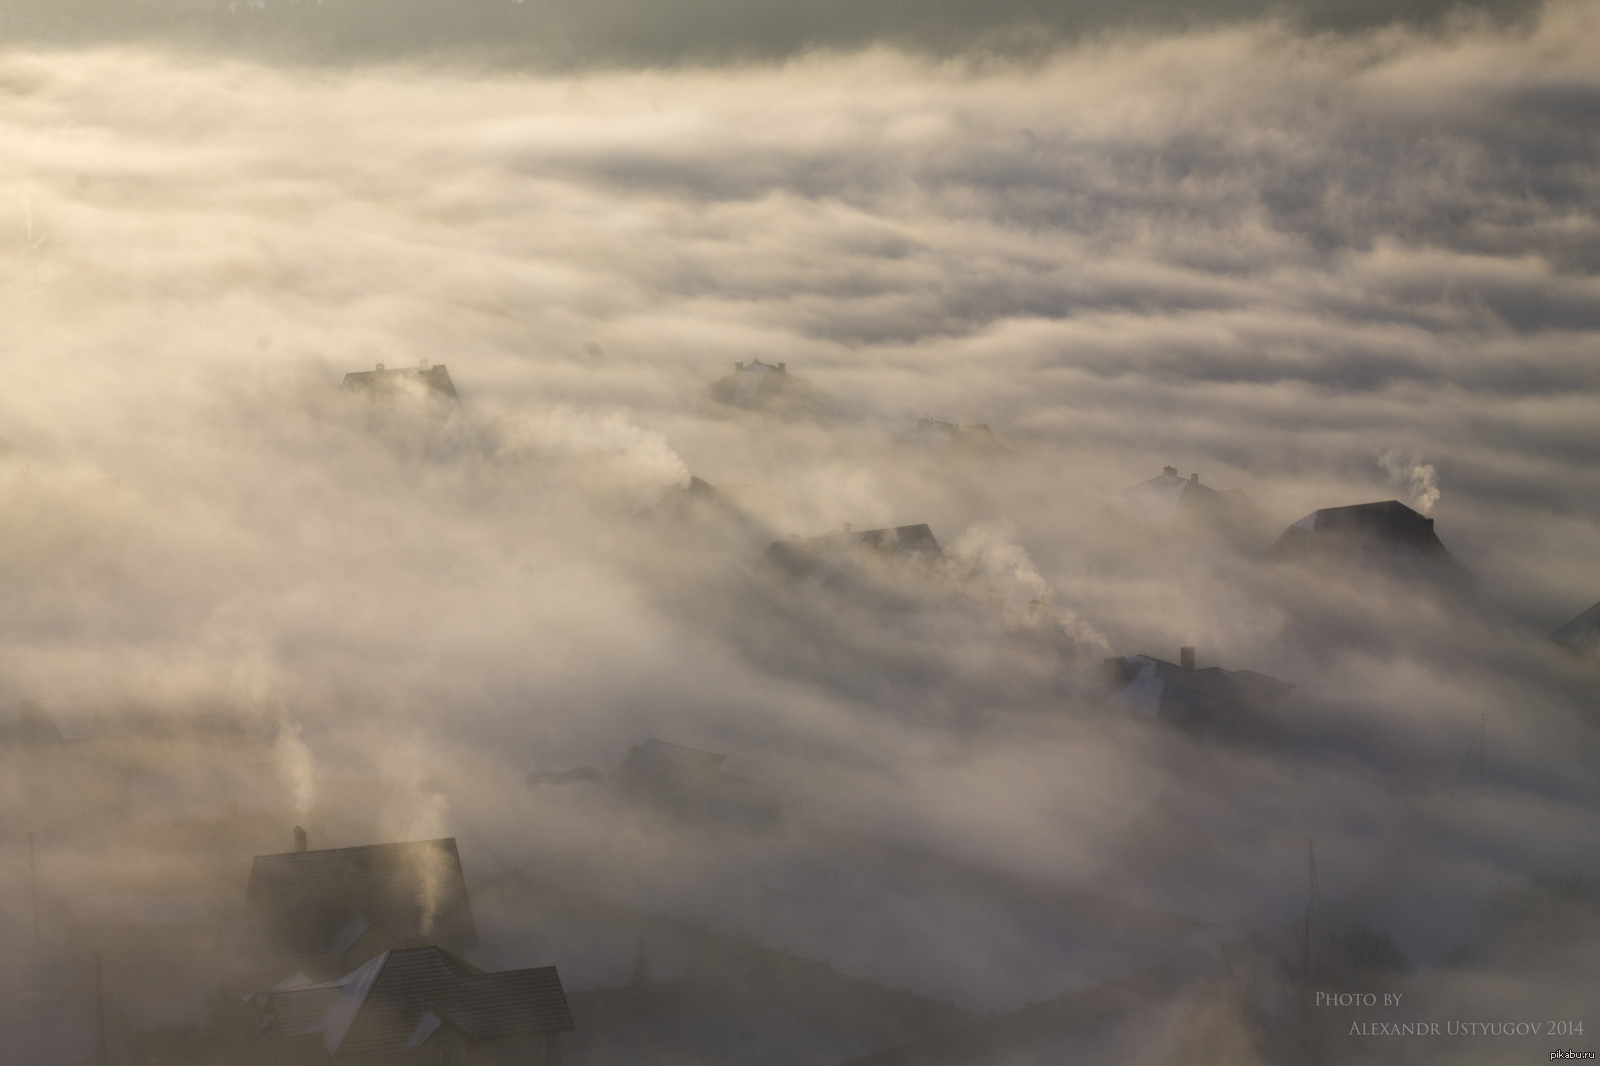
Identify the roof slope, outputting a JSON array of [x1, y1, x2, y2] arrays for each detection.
[[1551, 600, 1600, 657], [268, 947, 572, 1056], [1065, 655, 1293, 729], [246, 839, 477, 960], [611, 739, 727, 806], [707, 360, 829, 416], [762, 524, 944, 585], [1272, 500, 1473, 582], [341, 363, 459, 401], [1106, 467, 1255, 531]]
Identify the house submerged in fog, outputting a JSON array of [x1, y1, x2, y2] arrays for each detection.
[[1551, 600, 1600, 657], [1063, 647, 1293, 734], [1273, 500, 1474, 587], [907, 419, 1011, 466], [762, 523, 944, 589], [244, 838, 477, 977], [259, 946, 572, 1065], [612, 739, 781, 825], [341, 360, 460, 402], [1106, 466, 1263, 540], [707, 360, 830, 418]]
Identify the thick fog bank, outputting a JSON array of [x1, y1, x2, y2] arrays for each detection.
[[0, 3, 1598, 1059]]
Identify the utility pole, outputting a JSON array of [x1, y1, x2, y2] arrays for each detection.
[[94, 949, 107, 1066], [29, 831, 38, 942]]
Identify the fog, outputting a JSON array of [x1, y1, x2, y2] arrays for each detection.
[[1, 1, 1598, 1062]]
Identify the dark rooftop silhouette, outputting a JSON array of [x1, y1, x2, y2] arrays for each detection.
[[1551, 600, 1600, 657], [264, 946, 571, 1056], [707, 359, 829, 417], [1065, 650, 1294, 732], [341, 360, 459, 401], [1272, 500, 1474, 584], [762, 524, 943, 585], [246, 838, 477, 963]]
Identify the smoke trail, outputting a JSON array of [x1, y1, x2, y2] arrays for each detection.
[[1378, 451, 1440, 515], [274, 720, 317, 818]]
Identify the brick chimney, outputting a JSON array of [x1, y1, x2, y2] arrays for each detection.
[[293, 826, 307, 853], [1180, 647, 1195, 670], [1163, 466, 1177, 477]]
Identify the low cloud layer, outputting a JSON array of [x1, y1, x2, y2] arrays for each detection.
[[1, 2, 1598, 1057]]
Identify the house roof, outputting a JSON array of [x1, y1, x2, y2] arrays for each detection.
[[1273, 500, 1473, 582], [1107, 467, 1244, 528], [341, 362, 459, 401], [1551, 600, 1600, 657], [611, 739, 727, 805], [707, 360, 828, 415], [269, 947, 572, 1055], [1065, 655, 1293, 727], [762, 523, 944, 585], [909, 420, 1010, 463], [245, 839, 477, 960]]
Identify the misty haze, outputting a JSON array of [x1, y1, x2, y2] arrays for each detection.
[[1, 0, 1598, 1063]]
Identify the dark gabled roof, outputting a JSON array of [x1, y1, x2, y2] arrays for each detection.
[[246, 839, 477, 960], [1109, 468, 1234, 527], [1067, 655, 1293, 727], [762, 523, 944, 584], [707, 360, 829, 416], [272, 984, 345, 1038], [328, 948, 571, 1055], [1551, 600, 1600, 657], [611, 739, 726, 806], [341, 363, 459, 401], [1273, 500, 1473, 582], [910, 420, 1011, 464]]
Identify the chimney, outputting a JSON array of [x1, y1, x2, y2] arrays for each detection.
[[293, 826, 307, 853], [1180, 647, 1195, 670], [1163, 466, 1178, 477], [1189, 472, 1199, 484], [735, 361, 745, 371], [375, 362, 385, 372], [777, 362, 786, 372]]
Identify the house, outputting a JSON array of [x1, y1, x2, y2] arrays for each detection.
[[636, 476, 772, 553], [907, 419, 1011, 465], [260, 946, 572, 1065], [1550, 600, 1600, 657], [245, 839, 477, 975], [1064, 648, 1294, 733], [1106, 466, 1261, 535], [341, 360, 460, 402], [611, 740, 781, 824], [1272, 500, 1474, 586], [706, 360, 829, 417], [761, 524, 944, 588]]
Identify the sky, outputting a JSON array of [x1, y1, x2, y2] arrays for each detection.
[[1, 0, 1598, 1058]]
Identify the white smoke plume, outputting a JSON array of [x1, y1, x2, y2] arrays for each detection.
[[1378, 450, 1440, 515], [274, 720, 317, 818]]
